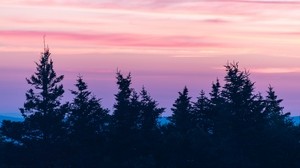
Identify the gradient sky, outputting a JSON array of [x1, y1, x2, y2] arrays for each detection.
[[1, 0, 300, 116]]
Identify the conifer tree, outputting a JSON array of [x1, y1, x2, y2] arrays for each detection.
[[67, 76, 109, 143], [139, 87, 164, 132], [66, 76, 109, 166], [192, 90, 212, 133], [111, 71, 137, 132], [129, 90, 141, 130], [221, 62, 260, 130], [110, 71, 141, 166], [264, 85, 291, 127], [209, 79, 224, 136], [170, 86, 192, 134], [19, 46, 65, 144], [210, 79, 222, 108], [219, 62, 266, 167]]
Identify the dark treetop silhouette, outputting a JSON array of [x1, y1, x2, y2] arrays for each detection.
[[0, 47, 299, 167]]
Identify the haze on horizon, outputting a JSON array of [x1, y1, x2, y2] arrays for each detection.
[[1, 0, 300, 116]]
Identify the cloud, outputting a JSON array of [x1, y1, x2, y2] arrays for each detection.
[[252, 67, 300, 73], [0, 30, 225, 48], [236, 0, 300, 4]]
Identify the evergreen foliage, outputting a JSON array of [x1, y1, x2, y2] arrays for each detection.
[[19, 47, 65, 144], [170, 86, 192, 134], [0, 48, 299, 167], [67, 76, 109, 142]]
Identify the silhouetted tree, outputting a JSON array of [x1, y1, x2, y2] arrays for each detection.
[[170, 86, 192, 134], [221, 62, 265, 132], [139, 87, 164, 132], [264, 85, 292, 127], [109, 71, 142, 166], [192, 90, 212, 134], [19, 47, 65, 145], [65, 76, 109, 166], [137, 87, 165, 166], [0, 46, 69, 167], [111, 71, 137, 132], [256, 86, 299, 167], [217, 62, 265, 167], [164, 86, 193, 167], [68, 76, 109, 141], [209, 79, 226, 137], [1, 56, 300, 167], [129, 90, 141, 130]]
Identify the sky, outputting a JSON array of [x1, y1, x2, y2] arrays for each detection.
[[1, 0, 300, 116]]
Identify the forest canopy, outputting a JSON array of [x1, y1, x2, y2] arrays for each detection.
[[0, 47, 299, 167]]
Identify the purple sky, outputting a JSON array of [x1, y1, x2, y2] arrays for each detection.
[[1, 0, 300, 116]]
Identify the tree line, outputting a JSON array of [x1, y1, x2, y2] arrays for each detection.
[[0, 47, 300, 167]]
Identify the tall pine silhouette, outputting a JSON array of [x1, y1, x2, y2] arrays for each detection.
[[67, 76, 109, 143], [110, 71, 140, 166], [66, 76, 109, 166], [20, 46, 65, 144], [170, 86, 192, 134]]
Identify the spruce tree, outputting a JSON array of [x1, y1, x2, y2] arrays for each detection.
[[170, 86, 192, 134], [111, 71, 137, 132], [139, 87, 164, 132], [66, 76, 109, 166], [257, 86, 297, 167], [110, 71, 141, 166], [209, 79, 225, 136], [135, 87, 165, 167], [67, 76, 109, 143], [19, 46, 65, 144], [210, 79, 222, 108], [129, 90, 141, 130], [219, 62, 265, 167], [192, 90, 212, 133], [221, 62, 261, 131], [264, 85, 291, 127]]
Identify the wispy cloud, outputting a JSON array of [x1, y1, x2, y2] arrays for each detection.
[[2, 0, 300, 115], [0, 30, 225, 48], [252, 67, 300, 73]]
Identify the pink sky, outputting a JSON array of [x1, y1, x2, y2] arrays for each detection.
[[1, 0, 300, 116]]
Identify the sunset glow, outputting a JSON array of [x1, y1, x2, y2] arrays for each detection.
[[1, 0, 300, 116]]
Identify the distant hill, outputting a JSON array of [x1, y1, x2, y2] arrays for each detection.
[[292, 116, 300, 125], [0, 115, 23, 123], [0, 115, 299, 126], [158, 117, 170, 125], [0, 115, 171, 125], [158, 116, 300, 126]]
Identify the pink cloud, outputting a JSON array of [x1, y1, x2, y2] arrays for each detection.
[[0, 30, 225, 48], [234, 0, 300, 4], [252, 67, 300, 74]]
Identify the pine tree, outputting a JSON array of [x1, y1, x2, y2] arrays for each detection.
[[170, 86, 192, 134], [219, 62, 265, 167], [136, 87, 165, 167], [192, 90, 212, 133], [111, 71, 138, 132], [67, 76, 109, 143], [19, 46, 65, 144], [66, 76, 109, 166], [264, 85, 292, 127], [209, 79, 225, 136], [210, 79, 222, 108], [139, 87, 164, 132], [129, 90, 141, 130], [110, 71, 141, 166], [221, 62, 260, 131], [257, 86, 297, 167]]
